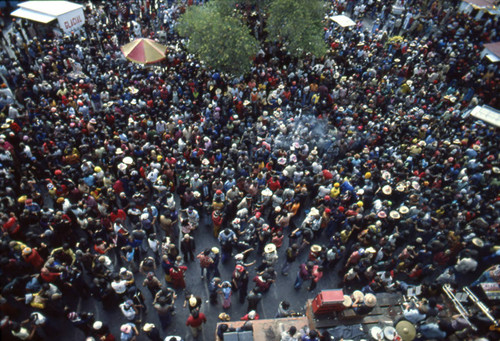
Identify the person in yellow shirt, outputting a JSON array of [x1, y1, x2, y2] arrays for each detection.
[[330, 183, 341, 198]]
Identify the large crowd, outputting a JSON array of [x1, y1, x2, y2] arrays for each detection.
[[0, 0, 499, 340]]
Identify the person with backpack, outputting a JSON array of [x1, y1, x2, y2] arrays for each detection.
[[196, 248, 214, 279], [218, 228, 237, 264]]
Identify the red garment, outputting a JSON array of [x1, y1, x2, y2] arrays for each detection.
[[2, 216, 20, 235], [110, 209, 127, 223], [24, 249, 44, 270], [267, 178, 281, 192], [41, 271, 60, 283], [212, 211, 223, 225], [272, 235, 284, 248], [241, 313, 260, 321], [253, 275, 272, 291], [186, 312, 207, 327], [170, 266, 187, 289], [322, 169, 333, 179]]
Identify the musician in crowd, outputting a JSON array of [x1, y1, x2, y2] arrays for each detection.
[[402, 300, 427, 324]]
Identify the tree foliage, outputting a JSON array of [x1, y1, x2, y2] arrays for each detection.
[[177, 3, 260, 76], [176, 0, 327, 75], [266, 0, 327, 58]]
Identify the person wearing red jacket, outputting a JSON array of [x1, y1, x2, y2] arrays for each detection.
[[40, 267, 61, 283], [110, 208, 127, 223], [22, 247, 44, 270], [186, 310, 206, 338], [2, 212, 20, 237]]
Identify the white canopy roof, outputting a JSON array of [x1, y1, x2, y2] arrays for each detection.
[[470, 105, 500, 128], [11, 1, 83, 24], [329, 15, 356, 27]]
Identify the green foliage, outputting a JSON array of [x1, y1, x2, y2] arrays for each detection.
[[176, 0, 327, 75], [266, 0, 327, 58], [177, 3, 260, 76]]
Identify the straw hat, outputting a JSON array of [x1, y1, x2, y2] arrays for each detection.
[[364, 293, 377, 307], [123, 156, 134, 165], [382, 185, 392, 195], [396, 183, 406, 192], [472, 238, 484, 248], [343, 295, 352, 307], [143, 323, 155, 332], [399, 206, 409, 215], [264, 243, 276, 253], [218, 313, 230, 321], [115, 148, 124, 155], [395, 320, 416, 341], [377, 211, 387, 219], [310, 245, 322, 253], [352, 290, 364, 302], [390, 211, 401, 220], [365, 247, 377, 254]]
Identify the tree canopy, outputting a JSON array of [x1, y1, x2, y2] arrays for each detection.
[[176, 3, 260, 76], [176, 0, 327, 76]]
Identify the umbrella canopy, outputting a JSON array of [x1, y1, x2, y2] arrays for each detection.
[[121, 38, 167, 64]]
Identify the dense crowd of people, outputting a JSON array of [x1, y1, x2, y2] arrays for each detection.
[[0, 0, 499, 340]]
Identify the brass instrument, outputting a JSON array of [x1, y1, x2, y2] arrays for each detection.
[[442, 284, 475, 330], [464, 287, 499, 327]]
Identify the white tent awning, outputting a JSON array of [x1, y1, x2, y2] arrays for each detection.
[[11, 7, 56, 24], [11, 1, 85, 33], [470, 105, 500, 128], [17, 1, 83, 17], [329, 15, 356, 27]]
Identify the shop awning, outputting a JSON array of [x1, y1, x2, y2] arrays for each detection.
[[329, 15, 356, 27], [470, 105, 500, 128], [11, 1, 85, 33], [11, 7, 56, 24]]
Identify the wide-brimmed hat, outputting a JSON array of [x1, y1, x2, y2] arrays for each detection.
[[395, 320, 416, 340], [390, 211, 401, 220], [265, 243, 276, 253], [377, 211, 387, 219], [472, 237, 484, 248], [310, 244, 322, 253], [123, 156, 134, 165], [382, 185, 392, 195], [352, 290, 364, 302], [396, 183, 406, 192], [399, 206, 409, 215], [343, 295, 352, 307], [364, 293, 377, 307], [365, 247, 377, 254], [218, 313, 230, 321], [143, 323, 155, 332]]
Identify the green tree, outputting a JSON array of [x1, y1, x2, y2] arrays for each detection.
[[176, 0, 327, 75], [177, 2, 260, 76], [266, 0, 327, 58]]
